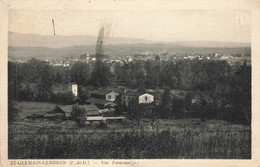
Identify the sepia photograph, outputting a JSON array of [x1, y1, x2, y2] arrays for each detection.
[[1, 0, 259, 165], [7, 7, 252, 160]]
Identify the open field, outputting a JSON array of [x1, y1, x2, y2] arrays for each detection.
[[9, 101, 251, 159], [15, 101, 57, 119]]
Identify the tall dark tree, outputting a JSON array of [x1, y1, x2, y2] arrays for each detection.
[[71, 105, 87, 126], [160, 87, 172, 118], [38, 64, 53, 101], [70, 62, 91, 86], [127, 100, 145, 127], [91, 61, 111, 86], [230, 61, 251, 124], [8, 62, 19, 123], [172, 97, 185, 119]]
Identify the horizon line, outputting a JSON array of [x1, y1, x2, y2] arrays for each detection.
[[8, 31, 251, 44]]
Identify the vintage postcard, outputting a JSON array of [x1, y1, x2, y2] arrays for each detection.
[[1, 0, 260, 166]]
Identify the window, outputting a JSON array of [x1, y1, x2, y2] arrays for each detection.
[[108, 95, 111, 99]]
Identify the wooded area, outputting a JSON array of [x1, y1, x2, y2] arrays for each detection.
[[8, 58, 251, 124]]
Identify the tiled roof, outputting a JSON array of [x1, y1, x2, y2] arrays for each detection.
[[57, 105, 100, 116], [82, 105, 100, 111], [58, 105, 73, 113]]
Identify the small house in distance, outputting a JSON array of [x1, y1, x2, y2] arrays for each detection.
[[90, 89, 119, 102], [121, 91, 155, 106]]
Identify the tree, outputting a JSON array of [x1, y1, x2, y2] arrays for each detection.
[[71, 105, 87, 126], [91, 61, 111, 86], [53, 66, 70, 84], [8, 100, 19, 124], [114, 95, 127, 116], [127, 100, 145, 127], [138, 83, 146, 93], [198, 99, 208, 122], [70, 62, 91, 86], [78, 86, 90, 104], [160, 87, 172, 118], [38, 64, 54, 101], [8, 62, 19, 123], [169, 76, 178, 89], [229, 61, 251, 124], [172, 97, 185, 119]]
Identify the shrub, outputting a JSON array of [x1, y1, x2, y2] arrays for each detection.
[[71, 105, 86, 126], [96, 121, 107, 129]]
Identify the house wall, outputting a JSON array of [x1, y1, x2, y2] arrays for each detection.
[[138, 93, 154, 104], [72, 84, 78, 97]]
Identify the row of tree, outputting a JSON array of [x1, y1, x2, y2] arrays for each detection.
[[10, 58, 243, 92]]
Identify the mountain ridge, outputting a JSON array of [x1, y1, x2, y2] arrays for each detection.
[[8, 32, 250, 48]]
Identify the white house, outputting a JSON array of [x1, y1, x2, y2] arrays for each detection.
[[138, 93, 154, 104]]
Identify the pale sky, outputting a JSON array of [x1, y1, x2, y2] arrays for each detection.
[[9, 9, 251, 43]]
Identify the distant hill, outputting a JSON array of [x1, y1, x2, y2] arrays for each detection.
[[9, 32, 250, 48], [8, 32, 153, 48], [8, 32, 251, 60], [171, 41, 251, 48]]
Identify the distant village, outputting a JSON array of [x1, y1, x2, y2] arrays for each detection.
[[9, 51, 251, 66]]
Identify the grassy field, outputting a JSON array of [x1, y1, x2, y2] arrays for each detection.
[[9, 101, 251, 159]]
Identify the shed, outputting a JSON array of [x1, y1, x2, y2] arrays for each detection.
[[56, 104, 100, 118]]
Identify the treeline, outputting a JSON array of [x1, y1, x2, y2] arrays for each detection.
[[9, 58, 245, 93], [116, 60, 235, 90]]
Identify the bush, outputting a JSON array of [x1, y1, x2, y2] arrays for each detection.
[[96, 121, 107, 129], [71, 105, 86, 126]]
